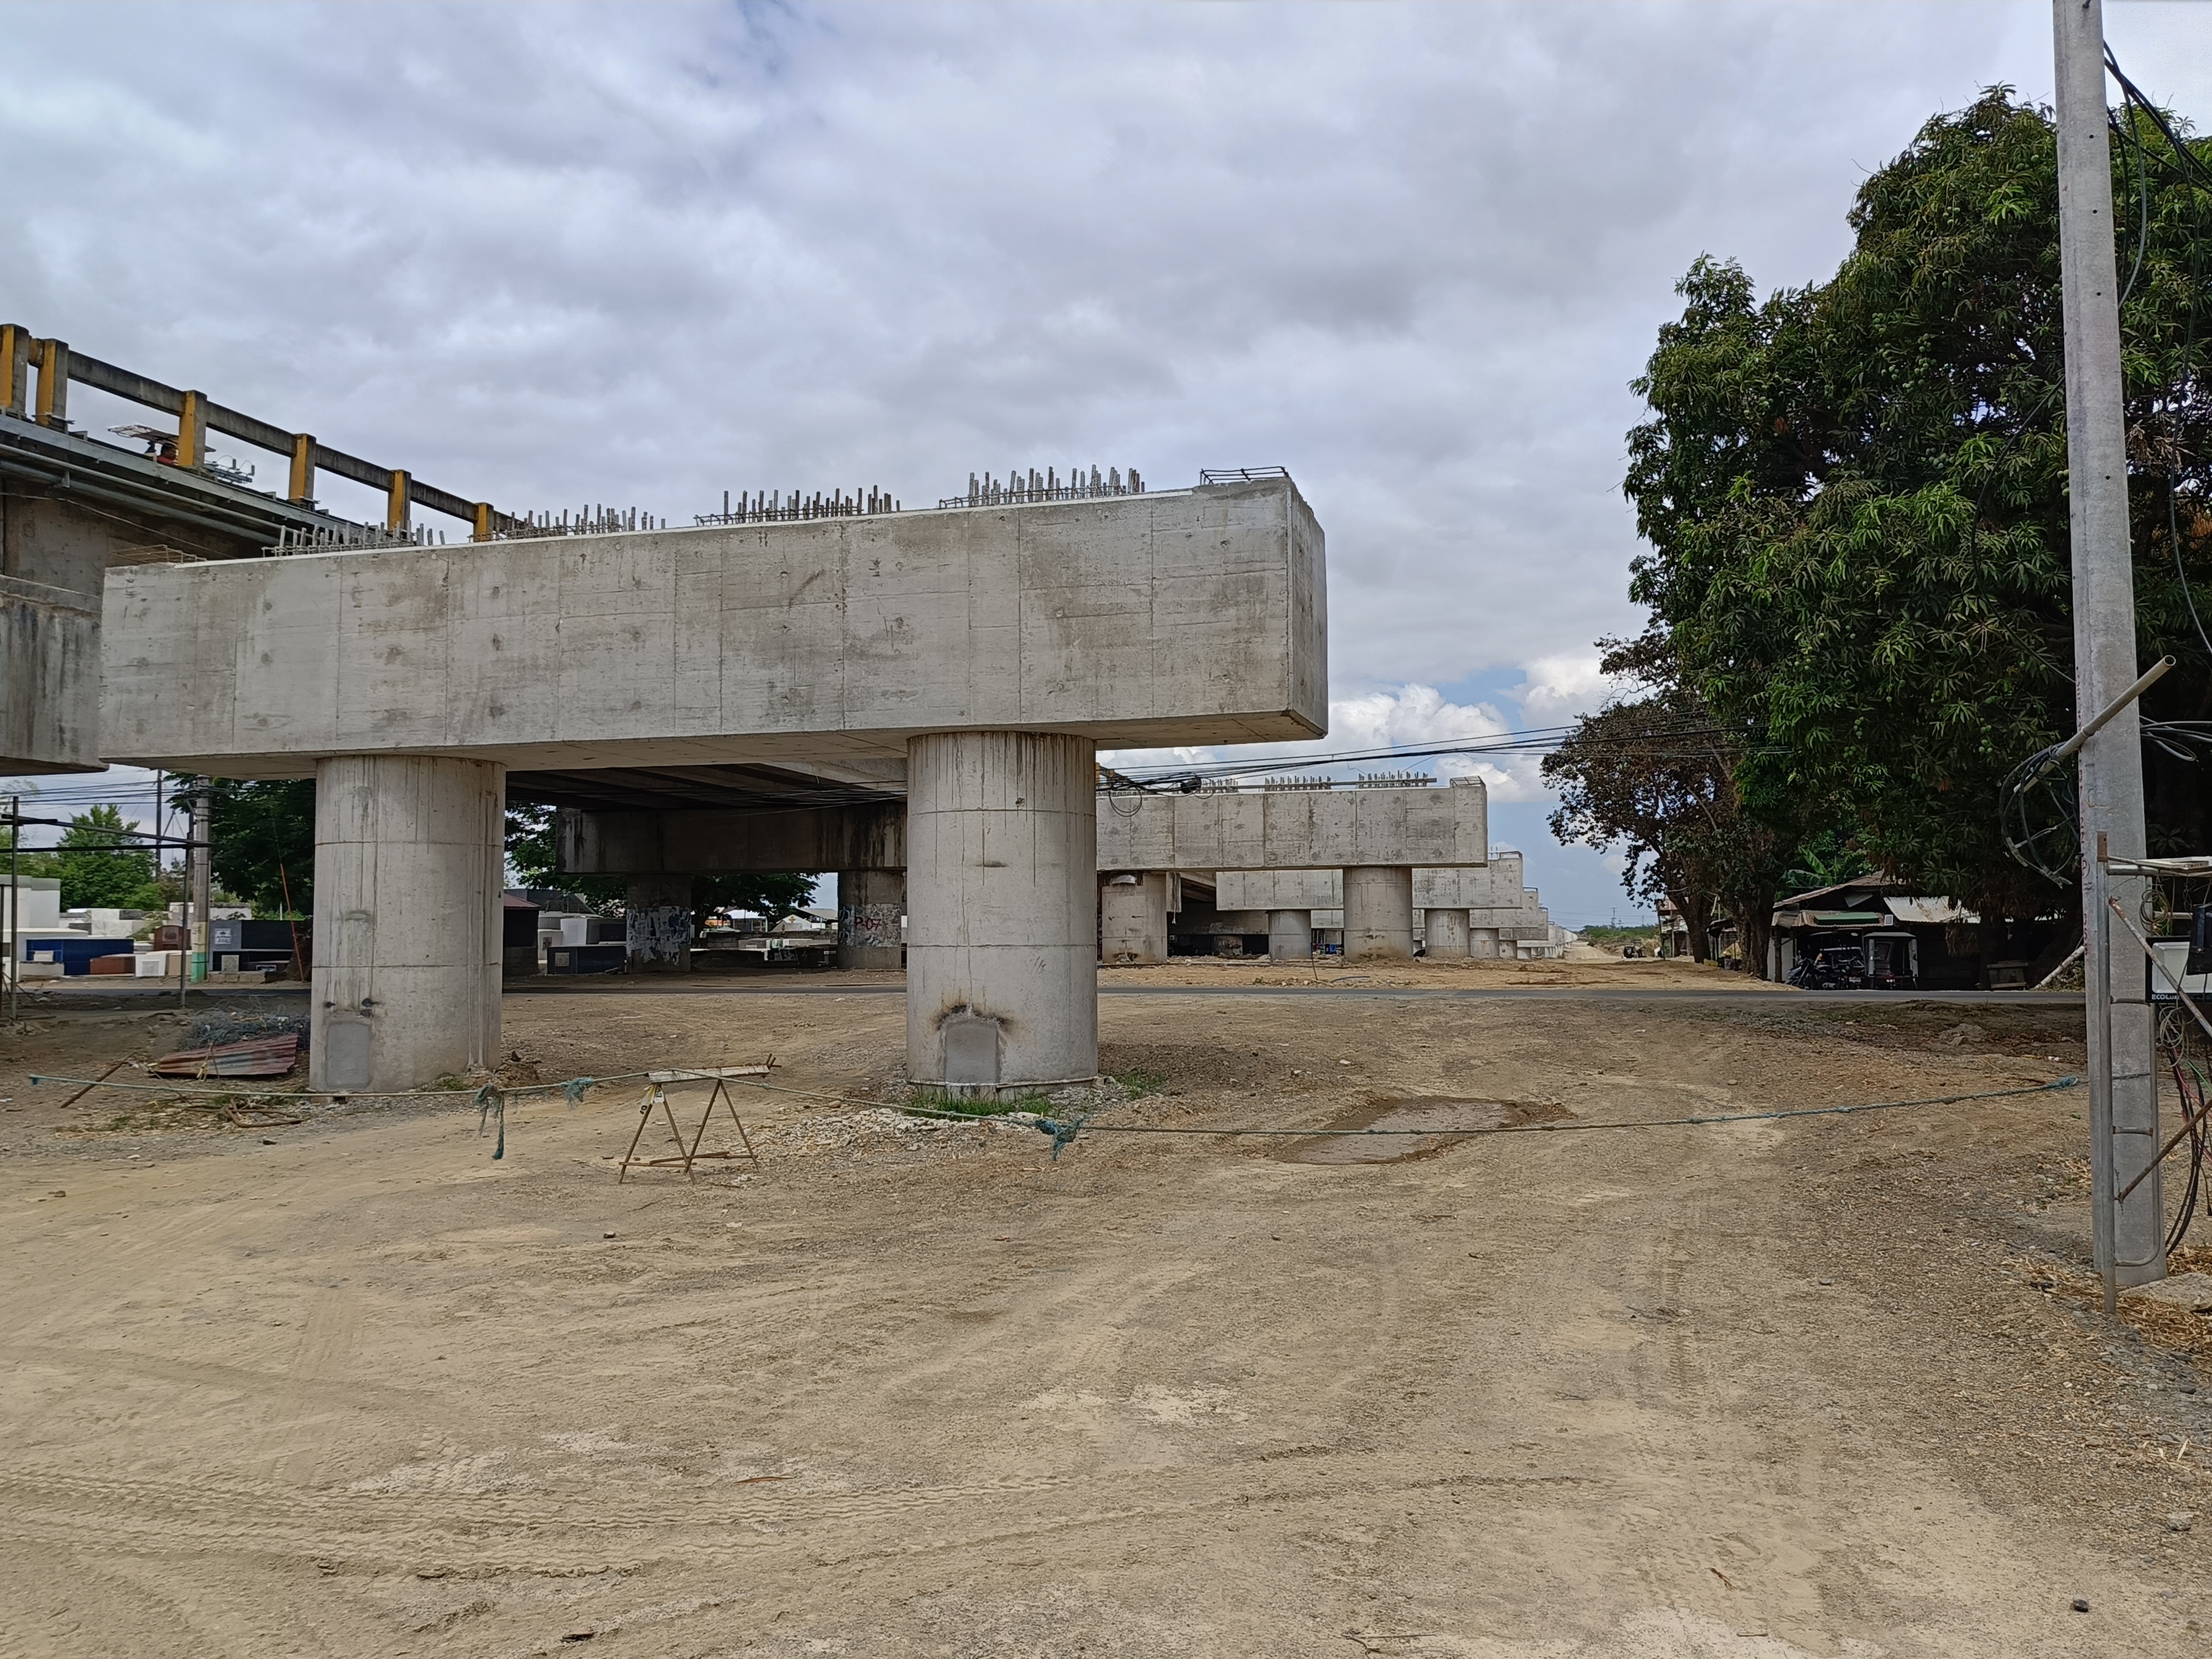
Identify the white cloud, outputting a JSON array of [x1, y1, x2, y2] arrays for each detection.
[[1509, 654, 1614, 727]]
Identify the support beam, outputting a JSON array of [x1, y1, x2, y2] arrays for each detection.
[[1, 324, 29, 415], [387, 468, 411, 533], [1098, 775, 1485, 873], [34, 337, 67, 429], [561, 802, 903, 877], [1268, 908, 1312, 962], [0, 576, 101, 774], [838, 868, 905, 971], [906, 731, 1097, 1094], [289, 434, 316, 505], [176, 390, 210, 471], [625, 874, 694, 973], [1423, 906, 1470, 960], [309, 755, 504, 1093], [1100, 873, 1170, 966], [1343, 866, 1414, 963], [103, 474, 1324, 775]]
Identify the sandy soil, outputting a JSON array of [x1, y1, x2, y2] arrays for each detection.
[[1098, 953, 1784, 992], [2, 985, 2208, 1656]]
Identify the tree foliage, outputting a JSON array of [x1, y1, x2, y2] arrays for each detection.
[[1603, 87, 2212, 932], [1542, 633, 1795, 966], [185, 778, 316, 916], [53, 805, 164, 911]]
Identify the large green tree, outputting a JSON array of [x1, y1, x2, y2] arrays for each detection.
[[1543, 630, 1801, 968], [1618, 87, 2211, 938], [180, 778, 315, 916], [54, 805, 164, 910]]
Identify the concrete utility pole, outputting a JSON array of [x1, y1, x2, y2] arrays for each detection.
[[2054, 0, 2162, 1286], [190, 785, 212, 986]]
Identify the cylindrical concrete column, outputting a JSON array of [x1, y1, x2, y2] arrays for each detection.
[[839, 868, 905, 971], [625, 874, 693, 973], [1342, 866, 1415, 963], [1268, 909, 1312, 962], [1470, 926, 1501, 959], [906, 731, 1098, 1093], [1425, 906, 1470, 959], [1100, 873, 1169, 965], [309, 755, 504, 1093]]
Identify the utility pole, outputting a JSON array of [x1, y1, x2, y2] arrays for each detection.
[[7, 795, 18, 1026], [2055, 0, 2162, 1287], [191, 784, 212, 994]]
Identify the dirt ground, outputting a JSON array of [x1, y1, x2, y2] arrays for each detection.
[[3, 979, 2209, 1657], [1093, 951, 1787, 992]]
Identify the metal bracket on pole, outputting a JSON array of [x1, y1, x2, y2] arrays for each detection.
[[2021, 656, 2174, 789]]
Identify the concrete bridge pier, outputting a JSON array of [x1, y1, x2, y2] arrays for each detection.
[[1268, 909, 1312, 962], [838, 868, 905, 971], [1343, 866, 1415, 963], [906, 731, 1098, 1095], [1471, 925, 1502, 959], [1100, 873, 1171, 966], [309, 755, 504, 1094], [625, 874, 694, 972], [1423, 906, 1471, 959]]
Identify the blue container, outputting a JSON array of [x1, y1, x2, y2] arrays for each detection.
[[546, 943, 627, 975], [23, 937, 137, 976]]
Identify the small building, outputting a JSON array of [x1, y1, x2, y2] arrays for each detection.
[[1768, 880, 1983, 989]]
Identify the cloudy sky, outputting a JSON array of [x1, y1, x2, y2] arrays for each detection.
[[7, 1, 2207, 924]]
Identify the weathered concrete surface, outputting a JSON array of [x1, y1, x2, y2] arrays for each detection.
[[624, 874, 694, 973], [100, 477, 1325, 774], [1424, 907, 1470, 959], [1414, 857, 1532, 910], [907, 731, 1097, 1093], [838, 868, 904, 971], [1100, 873, 1172, 966], [1103, 778, 1485, 874], [1342, 866, 1416, 963], [1, 574, 101, 773], [309, 755, 503, 1093], [562, 803, 904, 877], [1224, 854, 1530, 912], [1267, 908, 1312, 962], [4, 416, 359, 771], [1219, 851, 1550, 954]]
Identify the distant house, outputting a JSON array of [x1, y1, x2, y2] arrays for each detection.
[[1768, 879, 1985, 988]]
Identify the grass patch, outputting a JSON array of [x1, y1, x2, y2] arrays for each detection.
[[902, 1087, 1055, 1119], [1114, 1071, 1168, 1099]]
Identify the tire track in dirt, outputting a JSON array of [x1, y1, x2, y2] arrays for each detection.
[[0, 1458, 1601, 1575]]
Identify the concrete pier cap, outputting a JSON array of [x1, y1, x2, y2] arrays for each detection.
[[101, 473, 1326, 1089]]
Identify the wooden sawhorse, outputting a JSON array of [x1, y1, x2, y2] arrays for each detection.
[[617, 1065, 769, 1183]]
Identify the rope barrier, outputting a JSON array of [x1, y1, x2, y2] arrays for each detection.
[[25, 1070, 643, 1102], [1023, 1076, 2084, 1148], [28, 1069, 2085, 1166]]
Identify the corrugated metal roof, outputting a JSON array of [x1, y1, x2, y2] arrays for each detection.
[[1887, 897, 1974, 925]]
